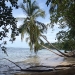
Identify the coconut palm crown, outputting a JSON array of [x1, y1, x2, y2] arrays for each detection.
[[18, 0, 47, 52]]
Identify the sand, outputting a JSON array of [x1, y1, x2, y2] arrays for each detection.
[[60, 57, 75, 65]]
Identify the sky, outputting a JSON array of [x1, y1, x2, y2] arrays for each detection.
[[3, 0, 64, 48]]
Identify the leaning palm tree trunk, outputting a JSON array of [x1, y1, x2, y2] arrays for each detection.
[[40, 44, 64, 57], [41, 34, 70, 57]]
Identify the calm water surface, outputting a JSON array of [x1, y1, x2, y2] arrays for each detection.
[[0, 47, 64, 64]]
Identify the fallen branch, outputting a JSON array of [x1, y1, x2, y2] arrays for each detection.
[[0, 58, 22, 70], [15, 67, 75, 75], [56, 64, 75, 68], [25, 64, 75, 70]]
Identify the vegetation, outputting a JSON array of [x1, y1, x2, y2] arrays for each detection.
[[0, 0, 19, 54], [46, 0, 75, 52], [43, 42, 75, 53], [17, 0, 68, 57], [46, 0, 75, 28], [43, 42, 60, 49], [15, 0, 75, 57], [17, 0, 47, 52]]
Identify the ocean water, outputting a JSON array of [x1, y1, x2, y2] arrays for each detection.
[[0, 47, 64, 65], [0, 47, 64, 75]]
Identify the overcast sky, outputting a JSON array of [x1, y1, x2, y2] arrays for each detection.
[[4, 0, 63, 48]]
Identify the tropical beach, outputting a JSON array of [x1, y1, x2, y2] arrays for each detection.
[[0, 0, 75, 75]]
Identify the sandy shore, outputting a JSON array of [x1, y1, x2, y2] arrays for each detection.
[[0, 56, 75, 75], [14, 57, 75, 75], [60, 57, 75, 65]]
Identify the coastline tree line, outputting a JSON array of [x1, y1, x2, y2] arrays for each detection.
[[0, 0, 75, 57]]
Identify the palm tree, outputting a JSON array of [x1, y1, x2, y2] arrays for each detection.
[[18, 0, 47, 52]]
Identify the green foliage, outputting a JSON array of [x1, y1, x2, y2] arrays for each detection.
[[46, 0, 75, 51], [43, 42, 61, 49], [56, 28, 75, 51], [43, 40, 75, 52], [61, 40, 75, 51], [0, 0, 19, 54], [46, 0, 75, 28]]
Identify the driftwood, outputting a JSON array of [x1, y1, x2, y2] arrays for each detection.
[[0, 58, 22, 70], [15, 67, 75, 75], [56, 64, 75, 67]]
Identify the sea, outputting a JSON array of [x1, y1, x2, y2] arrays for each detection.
[[0, 47, 64, 75]]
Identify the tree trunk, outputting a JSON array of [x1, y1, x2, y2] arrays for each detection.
[[40, 44, 64, 57], [41, 35, 70, 57]]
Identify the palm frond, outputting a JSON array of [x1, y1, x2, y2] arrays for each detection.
[[20, 3, 28, 15], [26, 37, 29, 42], [39, 38, 44, 45], [31, 1, 39, 14], [19, 18, 29, 41], [29, 41, 33, 50], [35, 21, 47, 33], [33, 9, 45, 19], [19, 25, 26, 41]]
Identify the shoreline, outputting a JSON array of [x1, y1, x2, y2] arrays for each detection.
[[60, 57, 75, 65], [14, 57, 75, 75], [0, 57, 75, 75]]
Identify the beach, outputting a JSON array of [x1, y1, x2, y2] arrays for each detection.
[[0, 47, 75, 75]]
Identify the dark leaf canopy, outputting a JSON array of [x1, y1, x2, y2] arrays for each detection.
[[46, 0, 75, 51], [0, 0, 19, 54], [46, 0, 75, 27]]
